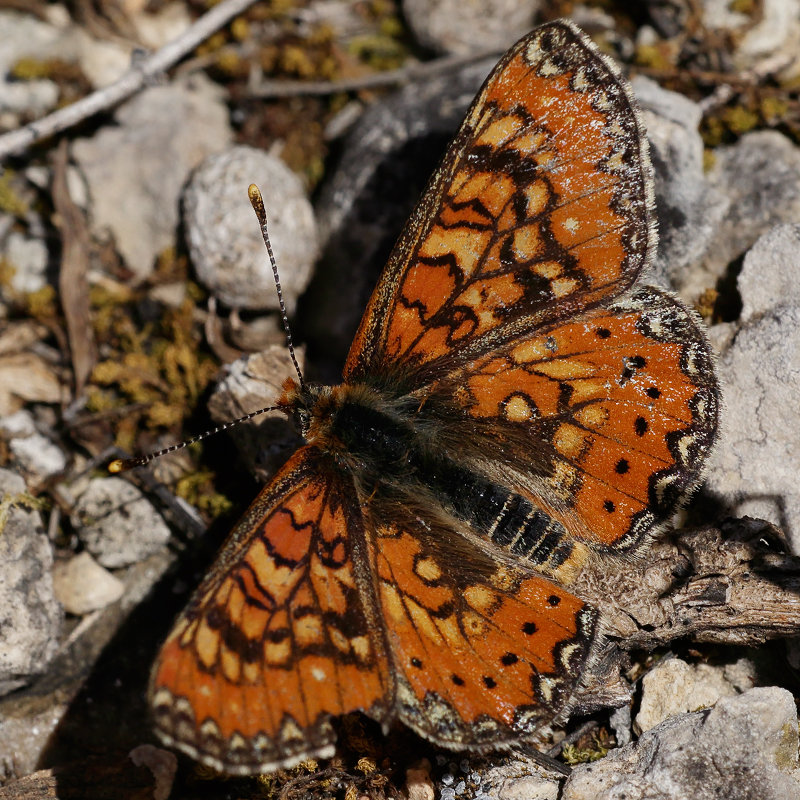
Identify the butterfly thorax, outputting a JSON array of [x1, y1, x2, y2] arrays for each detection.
[[278, 377, 417, 468]]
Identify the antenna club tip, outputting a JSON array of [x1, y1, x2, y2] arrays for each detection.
[[248, 184, 267, 223], [108, 459, 124, 473]]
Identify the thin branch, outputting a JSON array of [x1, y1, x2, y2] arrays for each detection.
[[0, 0, 259, 161], [248, 48, 502, 98]]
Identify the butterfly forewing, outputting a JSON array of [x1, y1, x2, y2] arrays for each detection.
[[345, 21, 655, 383], [149, 447, 391, 774]]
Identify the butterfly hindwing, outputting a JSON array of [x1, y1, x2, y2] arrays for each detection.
[[438, 286, 719, 554], [365, 515, 597, 748], [345, 21, 655, 383], [149, 447, 391, 774]]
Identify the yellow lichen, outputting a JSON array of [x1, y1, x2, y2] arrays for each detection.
[[26, 285, 57, 321], [0, 171, 29, 217], [230, 16, 250, 42], [10, 58, 51, 80], [0, 492, 47, 536], [723, 104, 759, 135], [175, 470, 232, 519]]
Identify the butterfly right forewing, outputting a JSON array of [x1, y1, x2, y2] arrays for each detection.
[[345, 21, 655, 385]]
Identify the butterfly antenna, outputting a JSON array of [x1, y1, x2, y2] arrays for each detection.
[[248, 184, 305, 389], [108, 405, 282, 473]]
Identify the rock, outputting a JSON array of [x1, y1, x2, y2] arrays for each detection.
[[0, 468, 63, 696], [402, 0, 542, 54], [0, 9, 131, 93], [723, 657, 758, 693], [630, 76, 727, 292], [635, 657, 738, 734], [77, 36, 131, 89], [207, 345, 304, 482], [697, 131, 800, 299], [702, 0, 752, 32], [72, 74, 232, 281], [405, 759, 435, 800], [52, 551, 125, 615], [132, 1, 191, 51], [0, 701, 71, 784], [609, 704, 632, 747], [0, 409, 67, 481], [304, 58, 495, 372], [0, 10, 79, 75], [72, 477, 171, 568], [703, 0, 800, 84], [147, 281, 187, 309], [3, 230, 49, 295], [459, 754, 561, 800], [704, 224, 800, 549], [227, 313, 285, 352], [563, 687, 800, 800], [184, 146, 318, 312], [737, 223, 800, 321], [0, 78, 59, 116]]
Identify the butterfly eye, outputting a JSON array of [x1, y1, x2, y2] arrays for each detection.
[[293, 408, 312, 437]]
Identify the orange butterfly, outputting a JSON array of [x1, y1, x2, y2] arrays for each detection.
[[149, 20, 719, 773]]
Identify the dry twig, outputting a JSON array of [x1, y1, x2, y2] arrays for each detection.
[[0, 0, 259, 161], [572, 517, 800, 714], [248, 48, 503, 98]]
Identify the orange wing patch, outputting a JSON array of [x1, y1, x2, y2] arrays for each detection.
[[345, 22, 654, 381], [369, 522, 596, 747], [149, 448, 390, 774], [449, 287, 719, 551]]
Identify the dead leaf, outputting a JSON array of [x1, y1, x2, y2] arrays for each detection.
[[0, 320, 49, 356], [0, 352, 64, 416], [52, 139, 97, 397]]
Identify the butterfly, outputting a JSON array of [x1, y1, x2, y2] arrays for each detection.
[[149, 20, 720, 774]]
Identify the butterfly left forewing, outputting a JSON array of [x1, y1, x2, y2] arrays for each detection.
[[149, 447, 391, 774], [366, 516, 597, 748]]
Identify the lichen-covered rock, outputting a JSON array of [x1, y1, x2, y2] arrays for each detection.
[[208, 345, 304, 482], [563, 687, 800, 800], [52, 551, 125, 615], [705, 224, 800, 550], [72, 74, 232, 281], [630, 76, 727, 293], [403, 0, 542, 55], [72, 477, 171, 568], [184, 146, 318, 312], [634, 658, 739, 734], [0, 468, 63, 696]]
